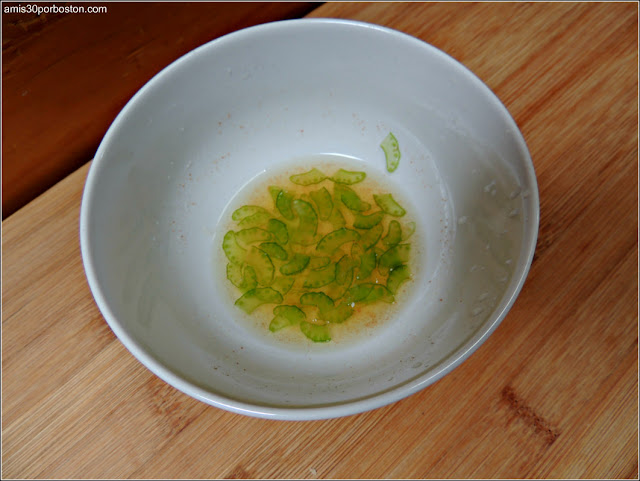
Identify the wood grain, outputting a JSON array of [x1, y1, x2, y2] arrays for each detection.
[[1, 1, 317, 219], [2, 2, 638, 479]]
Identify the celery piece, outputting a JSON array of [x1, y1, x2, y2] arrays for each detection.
[[235, 227, 272, 246], [309, 187, 333, 220], [362, 284, 395, 304], [378, 244, 411, 269], [280, 253, 310, 275], [359, 224, 383, 250], [303, 263, 336, 289], [290, 199, 318, 245], [300, 322, 331, 342], [232, 205, 270, 222], [345, 283, 374, 303], [330, 169, 366, 185], [402, 221, 416, 241], [350, 242, 364, 260], [309, 256, 331, 270], [235, 287, 283, 314], [259, 242, 288, 261], [246, 246, 275, 286], [316, 228, 360, 255], [380, 132, 401, 173], [323, 303, 354, 324], [300, 291, 334, 312], [328, 205, 346, 229], [335, 255, 357, 286], [373, 193, 406, 217], [290, 168, 327, 186], [353, 211, 384, 229], [267, 219, 289, 245], [226, 263, 258, 292], [358, 250, 377, 280], [382, 220, 402, 247], [271, 276, 295, 296], [387, 265, 411, 294], [269, 305, 306, 332], [269, 186, 282, 207], [276, 190, 295, 220], [222, 231, 246, 265], [238, 211, 271, 228], [335, 184, 371, 212]]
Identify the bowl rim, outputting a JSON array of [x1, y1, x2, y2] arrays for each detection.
[[79, 17, 540, 421]]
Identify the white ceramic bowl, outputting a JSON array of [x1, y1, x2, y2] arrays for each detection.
[[80, 19, 539, 420]]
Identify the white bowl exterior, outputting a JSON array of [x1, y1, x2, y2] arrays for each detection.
[[80, 19, 539, 420]]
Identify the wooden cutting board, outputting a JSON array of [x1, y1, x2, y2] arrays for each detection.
[[2, 2, 638, 478]]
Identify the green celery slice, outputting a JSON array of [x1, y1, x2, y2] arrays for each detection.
[[235, 227, 272, 246], [382, 220, 402, 247], [402, 221, 416, 241], [335, 255, 357, 286], [303, 263, 336, 288], [327, 205, 346, 229], [238, 211, 271, 228], [309, 256, 331, 270], [232, 205, 270, 222], [300, 292, 334, 312], [226, 264, 258, 292], [353, 211, 384, 229], [323, 303, 354, 324], [246, 246, 275, 286], [259, 242, 288, 261], [269, 305, 306, 332], [362, 284, 395, 304], [373, 193, 406, 217], [269, 186, 282, 207], [280, 253, 310, 275], [309, 187, 333, 220], [316, 228, 360, 255], [378, 244, 411, 269], [290, 168, 327, 186], [290, 199, 318, 245], [222, 231, 246, 265], [235, 287, 283, 314], [330, 169, 366, 185], [335, 184, 371, 212], [276, 190, 295, 220], [359, 224, 383, 250], [387, 265, 411, 294], [380, 132, 401, 173], [358, 250, 377, 280], [345, 283, 375, 303], [267, 219, 289, 245], [300, 322, 331, 342], [271, 276, 295, 296]]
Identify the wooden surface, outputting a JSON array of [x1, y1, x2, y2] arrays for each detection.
[[1, 1, 317, 218], [2, 2, 638, 478]]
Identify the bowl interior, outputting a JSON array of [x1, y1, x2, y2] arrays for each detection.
[[81, 19, 538, 419]]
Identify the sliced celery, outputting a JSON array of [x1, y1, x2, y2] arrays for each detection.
[[373, 193, 406, 217], [387, 265, 411, 294], [303, 263, 336, 289], [276, 190, 295, 220], [359, 224, 383, 250], [267, 218, 289, 245], [323, 303, 354, 324], [238, 211, 271, 228], [382, 220, 402, 247], [316, 228, 360, 255], [271, 276, 295, 296], [235, 227, 272, 246], [300, 322, 331, 342], [226, 263, 258, 292], [290, 199, 318, 245], [335, 184, 371, 212], [269, 305, 306, 332], [245, 246, 274, 286], [380, 132, 401, 173], [222, 231, 246, 265], [290, 168, 327, 186], [353, 211, 384, 229], [309, 187, 333, 220], [358, 250, 377, 279], [309, 256, 331, 270], [300, 291, 334, 312], [335, 255, 357, 286], [378, 244, 411, 269], [330, 169, 366, 185], [232, 205, 270, 222], [234, 287, 283, 314], [280, 253, 310, 275], [259, 242, 288, 261]]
